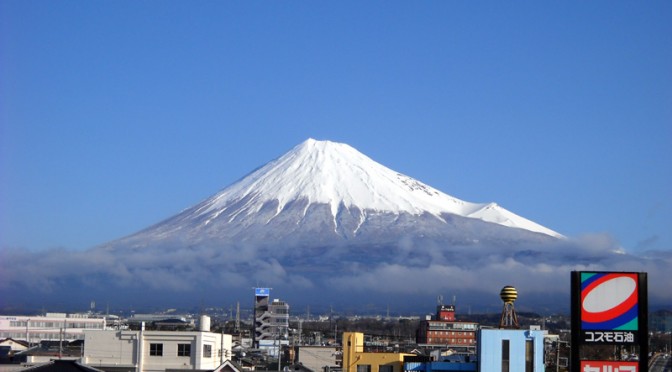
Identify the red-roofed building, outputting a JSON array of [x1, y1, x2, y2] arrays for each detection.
[[416, 305, 478, 349]]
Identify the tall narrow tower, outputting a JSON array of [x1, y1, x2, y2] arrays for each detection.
[[498, 285, 519, 329], [253, 287, 271, 348]]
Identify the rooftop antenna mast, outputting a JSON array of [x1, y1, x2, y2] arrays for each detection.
[[235, 301, 240, 334]]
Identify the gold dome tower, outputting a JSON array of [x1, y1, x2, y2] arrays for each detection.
[[499, 285, 520, 329]]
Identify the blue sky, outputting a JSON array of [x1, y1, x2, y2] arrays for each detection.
[[1, 1, 670, 254]]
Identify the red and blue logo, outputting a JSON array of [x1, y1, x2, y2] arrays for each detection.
[[581, 272, 638, 331]]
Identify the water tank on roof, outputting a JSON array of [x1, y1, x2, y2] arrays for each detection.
[[199, 315, 211, 332]]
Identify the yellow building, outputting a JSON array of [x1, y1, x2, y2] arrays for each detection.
[[342, 332, 412, 372]]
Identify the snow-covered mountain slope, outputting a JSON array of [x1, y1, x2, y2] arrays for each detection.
[[192, 138, 560, 237], [114, 138, 562, 248]]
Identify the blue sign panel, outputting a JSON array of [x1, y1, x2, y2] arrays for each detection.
[[255, 288, 270, 296]]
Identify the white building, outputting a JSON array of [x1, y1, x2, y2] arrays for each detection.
[[477, 327, 546, 372], [0, 338, 29, 353], [0, 313, 107, 343], [82, 318, 232, 372], [296, 346, 339, 372]]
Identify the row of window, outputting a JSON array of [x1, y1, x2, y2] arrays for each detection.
[[428, 331, 473, 336], [0, 332, 84, 340], [149, 343, 213, 358], [357, 365, 393, 372], [9, 321, 104, 329], [427, 322, 477, 330], [426, 338, 475, 344]]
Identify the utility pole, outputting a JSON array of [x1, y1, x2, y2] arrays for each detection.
[[235, 302, 240, 334], [298, 319, 303, 346], [59, 327, 63, 359], [276, 332, 281, 371], [25, 319, 30, 348]]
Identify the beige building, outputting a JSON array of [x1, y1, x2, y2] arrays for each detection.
[[296, 345, 340, 372], [83, 318, 232, 372]]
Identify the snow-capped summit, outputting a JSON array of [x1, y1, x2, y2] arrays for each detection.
[[188, 138, 561, 238]]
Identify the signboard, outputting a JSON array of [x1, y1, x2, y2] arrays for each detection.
[[580, 361, 638, 372], [581, 273, 638, 331], [581, 330, 637, 344], [571, 272, 648, 372], [255, 287, 270, 296]]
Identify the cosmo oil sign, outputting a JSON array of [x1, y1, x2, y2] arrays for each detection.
[[571, 272, 648, 372], [580, 272, 639, 343]]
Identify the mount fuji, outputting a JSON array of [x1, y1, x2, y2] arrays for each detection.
[[11, 138, 670, 313], [65, 138, 574, 310], [106, 138, 561, 252]]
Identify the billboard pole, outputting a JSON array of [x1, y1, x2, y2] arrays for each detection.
[[639, 272, 648, 371], [570, 271, 581, 372]]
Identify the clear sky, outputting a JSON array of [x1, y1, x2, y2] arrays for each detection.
[[1, 1, 670, 254]]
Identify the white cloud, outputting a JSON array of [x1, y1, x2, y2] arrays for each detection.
[[0, 233, 670, 310]]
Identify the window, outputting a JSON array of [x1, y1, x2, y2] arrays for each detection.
[[356, 365, 371, 372], [501, 340, 510, 372], [178, 343, 191, 357], [203, 344, 212, 358], [525, 340, 533, 372], [150, 343, 163, 356], [379, 366, 393, 372]]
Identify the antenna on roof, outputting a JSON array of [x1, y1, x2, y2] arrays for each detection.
[[235, 301, 240, 334]]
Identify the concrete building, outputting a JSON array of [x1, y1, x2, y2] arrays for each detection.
[[128, 314, 193, 325], [342, 332, 411, 372], [253, 288, 270, 348], [254, 296, 289, 344], [269, 299, 290, 340], [416, 306, 478, 350], [82, 317, 232, 372], [13, 340, 85, 365], [253, 288, 289, 357], [0, 314, 107, 343], [20, 359, 106, 372], [295, 345, 340, 372], [0, 338, 29, 353], [476, 328, 545, 372]]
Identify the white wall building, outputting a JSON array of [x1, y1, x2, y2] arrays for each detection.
[[0, 314, 106, 343], [296, 346, 339, 372], [83, 319, 232, 372], [0, 338, 29, 353], [477, 328, 546, 372]]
